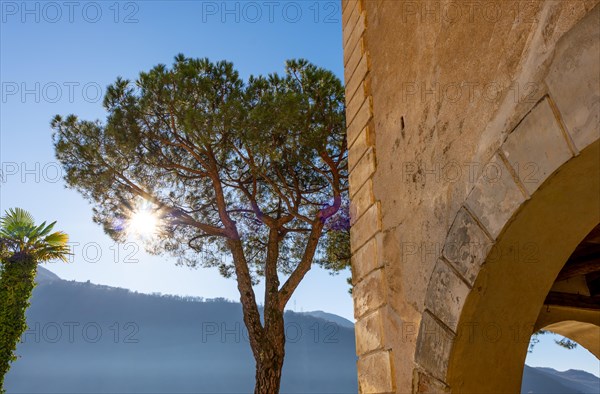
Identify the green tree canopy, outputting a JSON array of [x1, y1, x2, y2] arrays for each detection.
[[52, 56, 349, 392]]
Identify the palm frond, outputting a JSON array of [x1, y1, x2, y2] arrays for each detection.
[[0, 208, 70, 263], [34, 246, 71, 263], [43, 231, 69, 246], [33, 221, 57, 239], [0, 208, 35, 230]]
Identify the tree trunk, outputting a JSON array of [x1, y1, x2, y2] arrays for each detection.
[[253, 335, 285, 394], [253, 294, 285, 394], [0, 254, 37, 393]]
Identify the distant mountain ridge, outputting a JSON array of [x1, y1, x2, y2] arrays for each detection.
[[545, 368, 600, 393], [300, 310, 354, 329], [522, 365, 600, 393], [6, 267, 358, 393], [3, 267, 598, 393], [34, 266, 61, 283]]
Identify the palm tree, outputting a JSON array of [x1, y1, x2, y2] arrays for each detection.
[[0, 208, 69, 392]]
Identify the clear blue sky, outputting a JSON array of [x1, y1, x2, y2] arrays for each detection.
[[1, 0, 597, 378], [0, 0, 350, 317], [526, 333, 599, 378]]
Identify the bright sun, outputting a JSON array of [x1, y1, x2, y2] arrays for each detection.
[[127, 204, 159, 238]]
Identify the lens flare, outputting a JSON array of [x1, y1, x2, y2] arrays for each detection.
[[127, 203, 159, 238]]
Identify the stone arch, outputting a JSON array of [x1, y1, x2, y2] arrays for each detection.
[[415, 7, 600, 392]]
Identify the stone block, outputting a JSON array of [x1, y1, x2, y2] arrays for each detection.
[[465, 153, 526, 239], [355, 309, 385, 355], [342, 0, 359, 29], [352, 237, 379, 283], [350, 201, 381, 253], [353, 268, 385, 319], [345, 11, 366, 64], [546, 5, 600, 151], [501, 98, 573, 195], [347, 84, 369, 126], [343, 4, 361, 48], [349, 125, 371, 171], [425, 259, 471, 332], [414, 370, 450, 393], [344, 55, 369, 109], [350, 179, 375, 225], [345, 36, 365, 82], [415, 313, 454, 382], [442, 208, 492, 286], [349, 147, 376, 197], [357, 350, 394, 393]]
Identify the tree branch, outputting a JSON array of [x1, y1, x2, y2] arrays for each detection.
[[278, 219, 325, 310]]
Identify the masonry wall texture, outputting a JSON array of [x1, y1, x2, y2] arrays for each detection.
[[342, 1, 600, 392]]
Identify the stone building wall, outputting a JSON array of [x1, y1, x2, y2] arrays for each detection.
[[342, 1, 600, 392]]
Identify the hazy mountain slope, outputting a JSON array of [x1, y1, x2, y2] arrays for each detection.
[[531, 367, 600, 393], [34, 267, 60, 283], [5, 268, 358, 393], [522, 365, 585, 393], [301, 310, 354, 329]]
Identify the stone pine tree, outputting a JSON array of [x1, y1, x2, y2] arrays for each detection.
[[52, 55, 350, 393], [0, 208, 70, 392]]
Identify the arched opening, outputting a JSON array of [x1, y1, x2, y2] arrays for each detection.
[[446, 140, 600, 393], [522, 221, 600, 389], [530, 220, 600, 358], [523, 326, 599, 393]]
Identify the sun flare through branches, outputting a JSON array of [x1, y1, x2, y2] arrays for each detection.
[[126, 201, 160, 239]]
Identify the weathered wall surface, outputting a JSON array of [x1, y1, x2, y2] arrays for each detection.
[[342, 0, 600, 392]]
